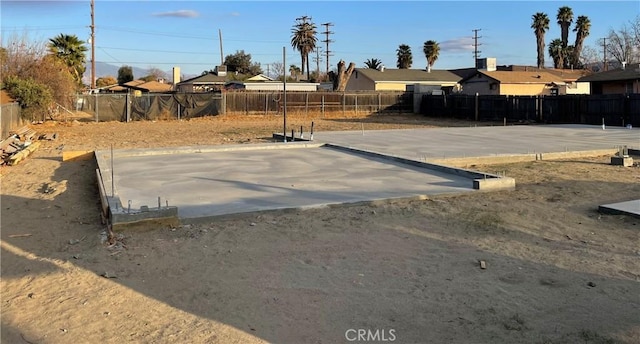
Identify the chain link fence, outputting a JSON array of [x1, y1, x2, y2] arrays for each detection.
[[73, 91, 413, 122]]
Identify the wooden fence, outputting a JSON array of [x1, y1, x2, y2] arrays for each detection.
[[420, 93, 640, 127], [224, 91, 413, 115], [1, 103, 24, 139]]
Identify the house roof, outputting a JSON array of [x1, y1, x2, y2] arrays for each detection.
[[577, 63, 640, 82], [246, 74, 275, 81], [131, 80, 172, 92], [544, 68, 592, 81], [462, 70, 565, 84], [355, 68, 462, 83], [178, 72, 227, 84], [123, 80, 146, 87]]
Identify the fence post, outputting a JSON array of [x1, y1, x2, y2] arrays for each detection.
[[245, 92, 248, 115], [305, 92, 309, 115], [95, 93, 99, 122], [321, 95, 325, 117], [355, 94, 358, 115], [474, 93, 479, 121], [265, 93, 268, 115], [222, 93, 226, 114], [343, 93, 346, 116], [378, 93, 381, 113]]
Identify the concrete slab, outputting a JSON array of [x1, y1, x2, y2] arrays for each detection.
[[98, 144, 478, 222], [599, 200, 640, 218], [95, 124, 636, 227], [314, 124, 639, 162]]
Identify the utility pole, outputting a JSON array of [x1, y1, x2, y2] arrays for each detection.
[[603, 37, 607, 71], [313, 48, 323, 80], [472, 29, 482, 68], [321, 22, 334, 81], [90, 0, 95, 89]]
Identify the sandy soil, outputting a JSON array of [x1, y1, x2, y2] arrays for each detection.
[[1, 113, 639, 344]]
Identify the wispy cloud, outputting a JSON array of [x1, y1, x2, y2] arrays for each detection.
[[439, 37, 475, 53], [230, 12, 240, 17], [152, 10, 199, 18]]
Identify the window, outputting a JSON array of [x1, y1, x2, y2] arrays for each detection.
[[550, 88, 558, 96], [489, 83, 497, 90], [626, 82, 633, 94]]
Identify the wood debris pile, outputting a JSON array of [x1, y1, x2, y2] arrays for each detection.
[[1, 125, 56, 166]]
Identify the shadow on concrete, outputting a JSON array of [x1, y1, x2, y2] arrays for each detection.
[[2, 157, 640, 344]]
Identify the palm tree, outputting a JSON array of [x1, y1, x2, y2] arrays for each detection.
[[396, 44, 412, 69], [48, 33, 87, 86], [557, 6, 574, 48], [423, 40, 440, 72], [572, 15, 591, 68], [290, 16, 317, 80], [548, 39, 564, 69], [531, 12, 550, 68], [289, 64, 301, 78], [364, 58, 383, 69]]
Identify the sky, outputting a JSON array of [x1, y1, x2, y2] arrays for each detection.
[[2, 0, 639, 79]]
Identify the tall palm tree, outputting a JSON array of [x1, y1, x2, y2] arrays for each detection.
[[364, 58, 383, 69], [548, 39, 564, 69], [531, 12, 550, 68], [572, 15, 591, 68], [423, 40, 440, 72], [396, 44, 412, 69], [48, 33, 87, 86], [557, 6, 574, 48], [290, 16, 317, 80]]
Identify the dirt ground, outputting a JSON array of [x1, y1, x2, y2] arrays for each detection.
[[1, 113, 639, 344]]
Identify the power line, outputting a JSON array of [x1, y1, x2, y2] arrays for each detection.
[[321, 22, 334, 77]]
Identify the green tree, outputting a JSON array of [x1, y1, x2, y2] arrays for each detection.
[[117, 65, 134, 84], [548, 39, 565, 68], [291, 16, 317, 80], [3, 75, 54, 121], [224, 50, 263, 76], [572, 16, 591, 68], [423, 40, 440, 72], [364, 58, 383, 69], [47, 33, 87, 87], [531, 12, 550, 68], [557, 6, 574, 48], [396, 44, 412, 69]]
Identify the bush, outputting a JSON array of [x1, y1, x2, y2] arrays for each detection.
[[3, 76, 54, 121]]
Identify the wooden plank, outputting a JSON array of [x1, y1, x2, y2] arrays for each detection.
[[62, 150, 94, 162]]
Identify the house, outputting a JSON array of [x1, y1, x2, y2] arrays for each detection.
[[345, 68, 461, 92], [577, 63, 640, 94], [175, 72, 227, 92], [459, 69, 590, 96]]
